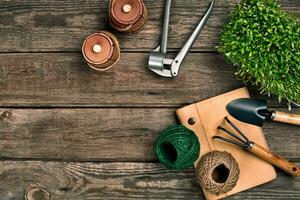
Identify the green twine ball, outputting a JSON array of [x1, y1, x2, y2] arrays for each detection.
[[155, 125, 200, 169]]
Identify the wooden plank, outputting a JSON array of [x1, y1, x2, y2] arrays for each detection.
[[1, 52, 290, 107], [0, 108, 299, 161], [0, 0, 299, 52], [0, 161, 299, 200]]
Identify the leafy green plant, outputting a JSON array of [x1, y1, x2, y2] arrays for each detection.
[[218, 0, 300, 104]]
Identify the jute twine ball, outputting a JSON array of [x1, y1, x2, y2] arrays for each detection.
[[156, 125, 200, 170], [196, 151, 240, 195]]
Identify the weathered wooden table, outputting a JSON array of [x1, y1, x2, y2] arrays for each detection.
[[0, 0, 299, 199]]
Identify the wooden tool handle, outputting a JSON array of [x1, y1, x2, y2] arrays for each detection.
[[249, 143, 300, 176], [273, 111, 300, 126]]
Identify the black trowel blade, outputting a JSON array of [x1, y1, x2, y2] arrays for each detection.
[[226, 98, 268, 127]]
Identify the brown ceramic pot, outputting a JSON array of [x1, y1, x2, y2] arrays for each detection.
[[109, 0, 148, 33], [82, 31, 121, 71]]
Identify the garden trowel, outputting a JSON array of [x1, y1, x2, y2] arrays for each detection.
[[227, 98, 300, 127]]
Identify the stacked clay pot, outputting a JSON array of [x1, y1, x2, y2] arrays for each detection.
[[82, 31, 121, 71], [82, 0, 147, 71], [109, 0, 148, 33]]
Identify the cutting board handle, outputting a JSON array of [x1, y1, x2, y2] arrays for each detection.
[[250, 143, 300, 177]]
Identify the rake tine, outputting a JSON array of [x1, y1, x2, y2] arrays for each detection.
[[225, 117, 250, 143], [213, 135, 246, 148], [217, 126, 246, 145]]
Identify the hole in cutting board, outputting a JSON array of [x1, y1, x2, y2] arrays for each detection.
[[162, 142, 177, 163], [292, 167, 297, 172], [212, 164, 230, 183]]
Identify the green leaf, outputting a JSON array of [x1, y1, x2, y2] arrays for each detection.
[[218, 0, 300, 104]]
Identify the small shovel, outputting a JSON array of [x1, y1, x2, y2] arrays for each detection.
[[227, 98, 300, 127]]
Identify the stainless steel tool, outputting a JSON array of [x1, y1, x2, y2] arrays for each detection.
[[148, 1, 214, 77]]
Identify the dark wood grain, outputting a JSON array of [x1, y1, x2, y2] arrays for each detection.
[[0, 161, 299, 200], [0, 0, 299, 52], [3, 52, 291, 107], [0, 52, 244, 107], [0, 108, 299, 161], [0, 0, 299, 199]]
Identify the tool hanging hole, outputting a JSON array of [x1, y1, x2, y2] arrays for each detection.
[[175, 60, 178, 64], [188, 118, 196, 125], [212, 164, 230, 184], [122, 4, 132, 13]]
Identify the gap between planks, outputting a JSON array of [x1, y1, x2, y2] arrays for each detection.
[[0, 161, 299, 200]]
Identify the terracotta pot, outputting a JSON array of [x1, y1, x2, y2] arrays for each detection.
[[82, 31, 121, 71], [109, 0, 148, 33]]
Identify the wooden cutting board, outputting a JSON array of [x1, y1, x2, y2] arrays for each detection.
[[176, 87, 277, 200]]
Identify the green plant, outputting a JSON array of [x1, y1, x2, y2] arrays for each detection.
[[218, 0, 300, 104]]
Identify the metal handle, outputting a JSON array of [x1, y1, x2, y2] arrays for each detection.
[[161, 0, 172, 54], [171, 1, 214, 76]]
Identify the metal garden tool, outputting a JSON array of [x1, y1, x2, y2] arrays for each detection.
[[227, 98, 300, 127], [148, 1, 214, 77], [213, 117, 300, 177]]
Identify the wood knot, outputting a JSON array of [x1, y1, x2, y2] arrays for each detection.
[[2, 111, 11, 118], [25, 188, 51, 200]]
